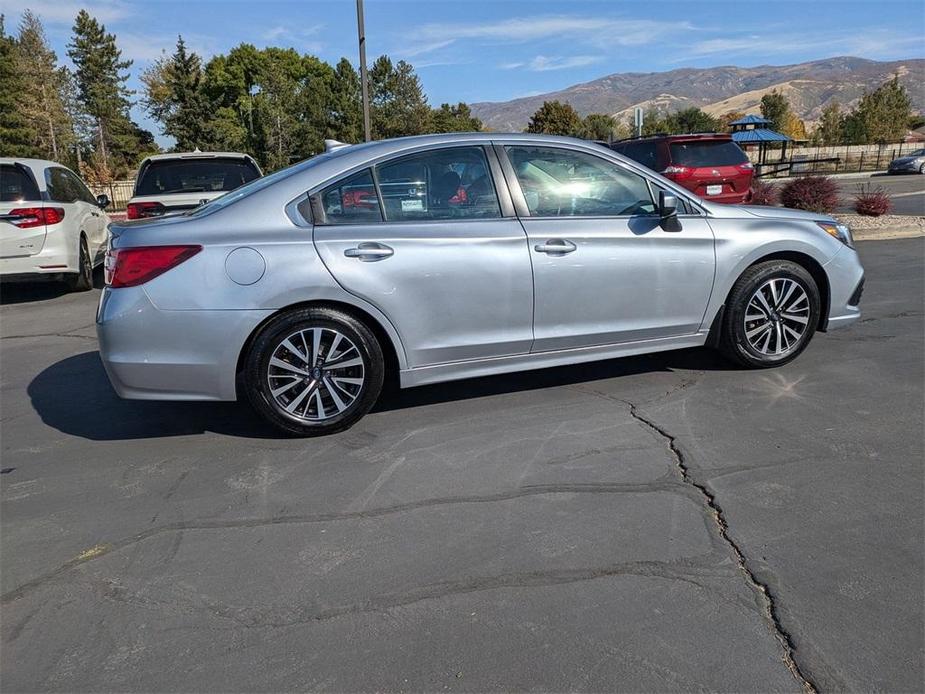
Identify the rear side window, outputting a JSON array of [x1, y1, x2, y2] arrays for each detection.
[[375, 146, 500, 221], [135, 158, 261, 196], [0, 165, 40, 201], [320, 169, 383, 225], [669, 141, 747, 167]]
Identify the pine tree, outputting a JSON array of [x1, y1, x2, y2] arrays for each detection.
[[67, 10, 145, 176], [142, 36, 211, 150], [369, 56, 431, 139], [328, 58, 363, 143], [15, 11, 72, 161], [0, 15, 37, 157]]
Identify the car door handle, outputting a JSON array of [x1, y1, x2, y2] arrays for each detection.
[[344, 242, 394, 261], [534, 239, 577, 254]]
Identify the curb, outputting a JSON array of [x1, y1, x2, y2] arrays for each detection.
[[853, 227, 924, 241], [764, 171, 888, 183]]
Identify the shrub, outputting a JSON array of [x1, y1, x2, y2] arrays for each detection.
[[853, 183, 892, 216], [748, 179, 778, 206], [779, 176, 840, 213]]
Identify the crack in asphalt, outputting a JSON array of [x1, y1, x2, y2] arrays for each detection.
[[91, 557, 738, 630], [1, 478, 694, 605], [620, 398, 818, 694]]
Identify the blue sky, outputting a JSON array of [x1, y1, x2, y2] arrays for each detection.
[[2, 0, 923, 145]]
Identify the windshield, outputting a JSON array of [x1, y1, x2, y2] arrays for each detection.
[[0, 165, 40, 202], [907, 149, 925, 157], [669, 141, 748, 167], [135, 157, 261, 196]]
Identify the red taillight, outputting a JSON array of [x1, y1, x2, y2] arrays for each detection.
[[106, 245, 201, 288], [738, 162, 754, 172], [7, 207, 65, 228], [126, 201, 166, 219], [662, 165, 692, 180]]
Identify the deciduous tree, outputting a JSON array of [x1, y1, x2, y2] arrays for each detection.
[[760, 90, 790, 133], [526, 100, 582, 136]]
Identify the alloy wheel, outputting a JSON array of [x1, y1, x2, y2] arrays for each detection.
[[266, 327, 365, 421], [743, 277, 810, 356]]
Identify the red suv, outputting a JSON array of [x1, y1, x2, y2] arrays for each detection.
[[610, 133, 754, 204]]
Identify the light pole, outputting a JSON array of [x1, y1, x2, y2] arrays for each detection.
[[356, 0, 371, 142]]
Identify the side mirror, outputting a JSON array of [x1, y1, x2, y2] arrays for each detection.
[[96, 194, 110, 210], [659, 191, 681, 232]]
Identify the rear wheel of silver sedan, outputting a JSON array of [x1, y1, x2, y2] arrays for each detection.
[[244, 307, 384, 436], [720, 260, 821, 368]]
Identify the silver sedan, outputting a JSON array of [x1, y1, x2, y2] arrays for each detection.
[[97, 134, 865, 435]]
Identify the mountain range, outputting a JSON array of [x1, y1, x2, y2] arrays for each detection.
[[470, 57, 925, 132]]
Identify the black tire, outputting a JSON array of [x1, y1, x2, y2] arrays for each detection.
[[719, 260, 821, 368], [243, 307, 384, 436], [65, 236, 93, 292]]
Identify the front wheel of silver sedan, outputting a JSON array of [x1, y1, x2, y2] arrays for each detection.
[[720, 260, 821, 368], [244, 307, 384, 436]]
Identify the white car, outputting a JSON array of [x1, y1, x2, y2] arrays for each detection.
[[0, 158, 110, 291], [126, 151, 262, 219]]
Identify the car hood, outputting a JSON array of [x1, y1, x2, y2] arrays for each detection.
[[707, 203, 834, 223], [891, 156, 921, 165]]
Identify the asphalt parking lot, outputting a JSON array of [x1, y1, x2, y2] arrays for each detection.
[[834, 173, 925, 216], [1, 238, 922, 692]]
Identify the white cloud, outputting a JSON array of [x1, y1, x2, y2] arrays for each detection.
[[0, 0, 129, 26], [690, 29, 925, 60], [503, 55, 602, 72], [115, 31, 219, 64], [257, 24, 324, 53], [399, 14, 696, 58]]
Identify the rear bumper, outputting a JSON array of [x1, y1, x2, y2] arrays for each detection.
[[822, 246, 865, 331], [0, 237, 79, 277], [96, 286, 273, 401]]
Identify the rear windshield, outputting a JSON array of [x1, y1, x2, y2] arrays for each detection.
[[0, 164, 40, 202], [135, 157, 261, 196], [669, 141, 747, 167]]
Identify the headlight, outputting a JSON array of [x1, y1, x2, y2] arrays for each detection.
[[816, 221, 854, 249]]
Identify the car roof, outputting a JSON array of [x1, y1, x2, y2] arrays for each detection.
[[613, 133, 733, 144], [0, 157, 61, 169], [139, 151, 257, 164]]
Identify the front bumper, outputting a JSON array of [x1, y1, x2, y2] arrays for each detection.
[[96, 286, 273, 401], [822, 245, 865, 331]]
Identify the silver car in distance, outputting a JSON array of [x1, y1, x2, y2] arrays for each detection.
[[97, 134, 865, 436]]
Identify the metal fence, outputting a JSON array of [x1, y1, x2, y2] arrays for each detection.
[[753, 142, 920, 178], [89, 180, 134, 211]]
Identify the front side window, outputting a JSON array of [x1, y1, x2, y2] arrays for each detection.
[[135, 157, 261, 196], [375, 146, 500, 221], [320, 169, 383, 225], [45, 168, 79, 203], [63, 169, 96, 204], [506, 146, 655, 217]]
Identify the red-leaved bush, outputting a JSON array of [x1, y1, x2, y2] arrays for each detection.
[[748, 179, 778, 206], [853, 183, 892, 216], [780, 176, 840, 213]]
